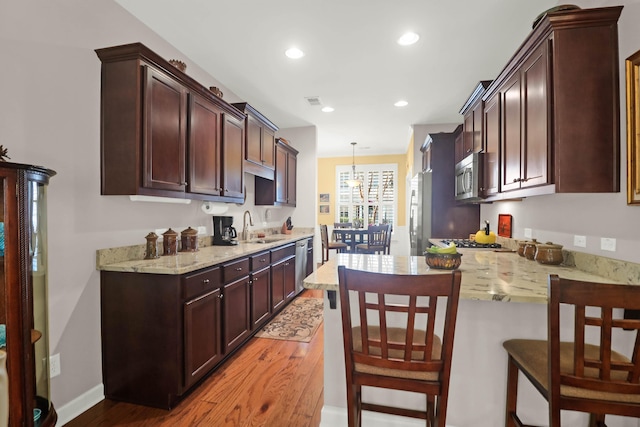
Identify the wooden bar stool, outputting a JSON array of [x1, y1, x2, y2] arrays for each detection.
[[320, 224, 347, 264], [337, 266, 462, 426], [503, 274, 640, 427]]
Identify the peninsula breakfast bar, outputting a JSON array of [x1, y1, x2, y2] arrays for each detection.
[[303, 252, 636, 427]]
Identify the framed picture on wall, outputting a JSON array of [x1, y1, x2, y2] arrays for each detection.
[[319, 205, 330, 214], [627, 49, 640, 204], [319, 193, 330, 203]]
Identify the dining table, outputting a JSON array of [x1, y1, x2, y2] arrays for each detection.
[[331, 228, 368, 252]]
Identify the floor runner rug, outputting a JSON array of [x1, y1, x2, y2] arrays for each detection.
[[254, 297, 323, 342]]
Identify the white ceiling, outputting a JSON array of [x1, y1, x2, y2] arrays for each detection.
[[115, 0, 559, 157]]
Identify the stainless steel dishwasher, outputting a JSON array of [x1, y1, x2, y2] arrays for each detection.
[[294, 239, 308, 294]]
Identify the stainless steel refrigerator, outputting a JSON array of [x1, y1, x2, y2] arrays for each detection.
[[409, 130, 480, 256], [409, 172, 431, 256]]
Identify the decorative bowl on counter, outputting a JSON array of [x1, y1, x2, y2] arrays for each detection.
[[425, 252, 462, 270], [534, 242, 564, 265]]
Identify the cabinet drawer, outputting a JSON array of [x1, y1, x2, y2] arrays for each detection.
[[271, 243, 295, 263], [182, 267, 221, 300], [250, 251, 271, 272], [222, 258, 250, 283]]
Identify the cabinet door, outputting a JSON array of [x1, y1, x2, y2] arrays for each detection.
[[521, 44, 549, 189], [483, 92, 500, 196], [271, 260, 286, 312], [501, 73, 522, 193], [274, 144, 287, 204], [262, 128, 276, 169], [286, 152, 297, 206], [184, 288, 222, 389], [472, 101, 484, 153], [222, 114, 245, 200], [284, 256, 296, 302], [223, 275, 250, 353], [250, 266, 271, 330], [189, 94, 222, 196], [462, 112, 474, 158], [143, 66, 187, 192], [306, 244, 314, 277], [245, 115, 263, 166]]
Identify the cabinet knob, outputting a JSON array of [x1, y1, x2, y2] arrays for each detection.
[[235, 267, 243, 271], [181, 182, 188, 186], [260, 258, 266, 263], [218, 293, 224, 299], [466, 149, 472, 153], [202, 279, 210, 284]]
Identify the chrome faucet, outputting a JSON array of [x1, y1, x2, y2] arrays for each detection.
[[242, 210, 254, 241]]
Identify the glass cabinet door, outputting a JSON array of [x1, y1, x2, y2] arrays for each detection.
[[0, 163, 56, 427], [29, 177, 53, 425]]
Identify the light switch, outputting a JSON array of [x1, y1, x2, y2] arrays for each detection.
[[573, 235, 586, 247], [524, 228, 532, 238]]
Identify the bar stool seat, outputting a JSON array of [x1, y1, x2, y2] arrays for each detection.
[[503, 274, 640, 427], [338, 266, 462, 426]]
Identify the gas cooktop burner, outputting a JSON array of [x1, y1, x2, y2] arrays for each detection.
[[440, 239, 501, 249]]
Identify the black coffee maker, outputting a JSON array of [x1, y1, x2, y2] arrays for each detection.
[[212, 216, 238, 245]]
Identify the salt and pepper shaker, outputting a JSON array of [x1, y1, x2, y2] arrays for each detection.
[[144, 232, 159, 259], [180, 227, 199, 252], [162, 228, 178, 256]]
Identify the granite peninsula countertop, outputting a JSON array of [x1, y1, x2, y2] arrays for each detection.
[[97, 232, 314, 275], [303, 251, 625, 304]]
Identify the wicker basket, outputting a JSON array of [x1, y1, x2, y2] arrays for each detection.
[[424, 253, 462, 270]]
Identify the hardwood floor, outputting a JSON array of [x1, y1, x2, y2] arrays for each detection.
[[66, 289, 324, 427]]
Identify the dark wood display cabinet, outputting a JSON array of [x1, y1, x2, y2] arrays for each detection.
[[95, 42, 246, 203], [481, 6, 623, 199], [0, 162, 57, 427], [232, 103, 278, 180]]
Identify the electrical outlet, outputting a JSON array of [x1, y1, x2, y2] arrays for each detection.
[[601, 237, 616, 252], [50, 353, 61, 378], [197, 226, 207, 235], [573, 235, 586, 247], [524, 228, 532, 239]]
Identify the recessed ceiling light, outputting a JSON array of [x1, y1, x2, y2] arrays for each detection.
[[285, 47, 305, 59], [394, 100, 408, 107], [321, 106, 334, 113], [397, 32, 420, 46]]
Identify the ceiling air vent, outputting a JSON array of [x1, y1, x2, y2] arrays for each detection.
[[305, 96, 322, 106]]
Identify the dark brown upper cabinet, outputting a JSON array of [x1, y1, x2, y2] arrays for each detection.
[[95, 42, 246, 203], [480, 6, 622, 200], [232, 103, 279, 180], [458, 80, 491, 165], [255, 138, 298, 207]]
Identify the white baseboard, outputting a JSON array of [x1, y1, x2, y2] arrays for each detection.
[[56, 384, 104, 426], [320, 405, 458, 427]]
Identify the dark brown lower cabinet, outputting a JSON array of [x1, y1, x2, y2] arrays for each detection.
[[100, 239, 309, 409], [220, 252, 251, 356], [250, 266, 271, 330], [183, 287, 222, 389]]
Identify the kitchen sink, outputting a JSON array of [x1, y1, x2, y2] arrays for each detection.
[[252, 238, 283, 244]]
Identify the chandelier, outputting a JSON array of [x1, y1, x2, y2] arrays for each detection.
[[345, 142, 362, 187]]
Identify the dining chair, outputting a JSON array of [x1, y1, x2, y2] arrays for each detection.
[[334, 222, 353, 246], [503, 274, 640, 427], [337, 266, 462, 427], [320, 224, 347, 264], [355, 224, 390, 254]]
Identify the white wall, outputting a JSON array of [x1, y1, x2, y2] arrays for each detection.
[[0, 0, 316, 421], [482, 0, 640, 264]]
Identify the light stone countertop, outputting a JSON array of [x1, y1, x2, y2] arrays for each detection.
[[97, 232, 314, 275], [303, 251, 625, 304]]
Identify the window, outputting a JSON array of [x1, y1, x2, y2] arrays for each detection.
[[336, 164, 397, 228]]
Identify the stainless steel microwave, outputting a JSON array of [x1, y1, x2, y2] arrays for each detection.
[[455, 152, 485, 202]]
